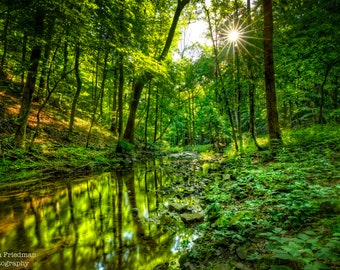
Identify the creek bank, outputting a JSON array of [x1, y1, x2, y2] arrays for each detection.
[[159, 145, 340, 270], [0, 150, 125, 183], [0, 147, 165, 183]]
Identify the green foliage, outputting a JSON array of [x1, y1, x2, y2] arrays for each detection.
[[0, 147, 123, 182], [116, 139, 135, 154], [185, 125, 340, 269], [162, 144, 214, 155], [261, 227, 340, 269], [187, 144, 213, 153]]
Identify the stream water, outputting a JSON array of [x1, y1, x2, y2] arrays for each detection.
[[0, 160, 197, 270]]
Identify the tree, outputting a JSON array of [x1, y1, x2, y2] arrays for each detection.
[[67, 41, 82, 137], [121, 0, 190, 145], [14, 5, 45, 148], [247, 0, 262, 150], [263, 0, 282, 149], [274, 0, 340, 126], [203, 2, 239, 152]]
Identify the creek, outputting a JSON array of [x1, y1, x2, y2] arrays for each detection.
[[0, 159, 205, 270]]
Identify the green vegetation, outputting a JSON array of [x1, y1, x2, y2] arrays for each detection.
[[0, 0, 339, 154], [0, 0, 339, 269], [175, 125, 340, 269], [0, 146, 124, 182]]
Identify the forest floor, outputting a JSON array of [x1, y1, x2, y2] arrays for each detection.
[[1, 88, 340, 269], [162, 127, 340, 270]]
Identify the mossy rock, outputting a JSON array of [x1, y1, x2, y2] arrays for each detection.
[[180, 212, 204, 224]]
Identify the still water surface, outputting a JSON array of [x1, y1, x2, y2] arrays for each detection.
[[0, 161, 195, 269]]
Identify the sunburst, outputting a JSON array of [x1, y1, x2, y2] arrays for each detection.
[[228, 30, 240, 42], [220, 16, 263, 61]]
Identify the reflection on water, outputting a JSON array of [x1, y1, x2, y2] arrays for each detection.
[[0, 160, 194, 269]]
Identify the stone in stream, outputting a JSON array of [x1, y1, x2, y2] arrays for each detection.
[[168, 202, 188, 213], [180, 212, 204, 224], [168, 151, 199, 159]]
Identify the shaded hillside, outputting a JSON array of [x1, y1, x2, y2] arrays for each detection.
[[0, 80, 123, 183], [0, 84, 115, 151]]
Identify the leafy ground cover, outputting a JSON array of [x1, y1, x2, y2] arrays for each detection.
[[0, 146, 127, 182], [162, 125, 340, 270]]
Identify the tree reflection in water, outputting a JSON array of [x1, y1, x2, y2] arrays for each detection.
[[0, 161, 194, 269]]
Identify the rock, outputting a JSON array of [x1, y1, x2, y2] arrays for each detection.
[[180, 212, 204, 224], [168, 151, 199, 159], [168, 202, 187, 213]]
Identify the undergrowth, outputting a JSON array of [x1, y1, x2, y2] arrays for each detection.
[[180, 125, 340, 270], [0, 146, 124, 182]]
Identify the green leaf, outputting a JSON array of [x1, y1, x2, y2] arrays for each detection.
[[297, 233, 310, 241], [315, 247, 338, 259], [276, 237, 293, 244], [273, 252, 295, 260], [325, 239, 340, 248], [301, 248, 314, 256], [273, 227, 287, 235], [306, 238, 320, 246], [304, 261, 331, 270], [281, 242, 303, 257]]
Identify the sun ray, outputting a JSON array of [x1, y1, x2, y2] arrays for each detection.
[[217, 13, 264, 63]]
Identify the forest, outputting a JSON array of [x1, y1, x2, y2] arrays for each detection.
[[0, 0, 339, 269]]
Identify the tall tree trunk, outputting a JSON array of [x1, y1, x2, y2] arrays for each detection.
[[62, 37, 69, 84], [247, 0, 262, 150], [234, 0, 243, 152], [236, 50, 243, 151], [117, 55, 124, 139], [204, 4, 239, 152], [116, 0, 126, 139], [319, 59, 340, 124], [68, 42, 82, 137], [0, 5, 10, 78], [144, 83, 152, 148], [110, 67, 118, 134], [191, 91, 195, 145], [21, 31, 28, 89], [153, 87, 159, 143], [99, 51, 109, 118], [122, 0, 190, 144], [86, 51, 108, 147], [37, 17, 55, 102], [14, 7, 45, 148], [263, 0, 282, 149]]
